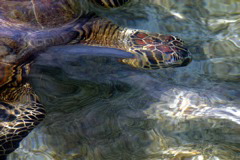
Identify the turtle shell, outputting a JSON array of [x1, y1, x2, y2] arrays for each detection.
[[0, 0, 85, 28], [0, 0, 89, 87]]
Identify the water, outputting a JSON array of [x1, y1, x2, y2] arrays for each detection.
[[8, 0, 240, 159]]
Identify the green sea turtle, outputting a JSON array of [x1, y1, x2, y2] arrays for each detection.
[[0, 0, 192, 158]]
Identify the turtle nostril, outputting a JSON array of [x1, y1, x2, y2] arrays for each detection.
[[181, 58, 192, 66]]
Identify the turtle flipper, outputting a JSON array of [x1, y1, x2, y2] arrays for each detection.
[[0, 83, 46, 158]]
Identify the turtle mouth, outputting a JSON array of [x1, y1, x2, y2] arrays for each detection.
[[172, 48, 192, 67], [139, 48, 192, 69], [180, 57, 192, 67], [120, 49, 192, 69]]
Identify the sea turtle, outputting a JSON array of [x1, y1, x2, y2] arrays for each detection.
[[0, 0, 192, 159]]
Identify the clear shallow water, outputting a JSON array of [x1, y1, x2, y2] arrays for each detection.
[[9, 0, 240, 160]]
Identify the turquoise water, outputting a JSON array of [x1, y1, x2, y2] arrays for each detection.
[[9, 0, 240, 159]]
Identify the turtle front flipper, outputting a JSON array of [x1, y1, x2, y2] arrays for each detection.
[[0, 83, 46, 159]]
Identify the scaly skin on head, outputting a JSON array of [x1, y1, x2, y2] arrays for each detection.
[[121, 30, 192, 69]]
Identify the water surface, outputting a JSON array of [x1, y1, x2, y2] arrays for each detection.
[[9, 0, 240, 160]]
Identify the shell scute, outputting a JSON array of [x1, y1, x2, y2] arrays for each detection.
[[0, 0, 83, 28]]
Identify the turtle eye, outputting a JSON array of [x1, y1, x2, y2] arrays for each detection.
[[92, 0, 130, 8]]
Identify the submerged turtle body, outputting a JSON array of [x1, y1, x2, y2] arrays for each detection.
[[0, 0, 192, 158]]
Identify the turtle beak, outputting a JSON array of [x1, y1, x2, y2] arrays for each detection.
[[177, 48, 192, 67], [180, 57, 192, 67]]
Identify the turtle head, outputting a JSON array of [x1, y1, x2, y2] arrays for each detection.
[[121, 31, 192, 69]]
